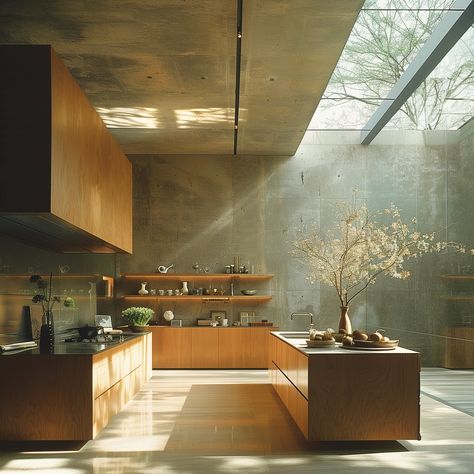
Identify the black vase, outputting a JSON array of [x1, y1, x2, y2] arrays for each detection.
[[39, 311, 55, 354]]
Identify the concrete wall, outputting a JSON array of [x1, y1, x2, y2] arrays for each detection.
[[120, 128, 474, 365], [1, 126, 472, 365]]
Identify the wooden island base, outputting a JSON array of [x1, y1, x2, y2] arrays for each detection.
[[269, 333, 421, 441]]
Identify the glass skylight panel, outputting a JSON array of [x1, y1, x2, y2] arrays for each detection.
[[307, 99, 382, 130], [310, 0, 455, 130], [386, 23, 474, 130]]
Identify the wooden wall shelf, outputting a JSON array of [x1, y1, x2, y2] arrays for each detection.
[[121, 273, 273, 281], [440, 274, 474, 280], [121, 295, 272, 304], [440, 295, 474, 301]]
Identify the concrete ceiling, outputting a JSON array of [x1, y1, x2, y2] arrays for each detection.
[[0, 0, 363, 156]]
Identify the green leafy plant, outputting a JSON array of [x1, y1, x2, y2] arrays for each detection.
[[122, 306, 154, 326]]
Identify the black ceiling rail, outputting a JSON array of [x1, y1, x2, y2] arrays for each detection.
[[233, 0, 243, 155]]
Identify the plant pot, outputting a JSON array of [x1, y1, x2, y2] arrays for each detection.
[[129, 325, 149, 333]]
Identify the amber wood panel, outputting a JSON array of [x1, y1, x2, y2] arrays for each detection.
[[0, 334, 149, 441], [191, 328, 219, 368], [287, 378, 309, 438], [296, 350, 308, 399], [442, 327, 474, 369], [248, 327, 274, 368], [0, 355, 93, 440], [308, 352, 420, 441], [218, 328, 251, 368], [94, 365, 143, 436], [151, 327, 193, 368], [50, 48, 132, 253]]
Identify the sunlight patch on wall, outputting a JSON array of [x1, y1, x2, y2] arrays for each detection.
[[97, 107, 160, 128], [174, 108, 234, 129]]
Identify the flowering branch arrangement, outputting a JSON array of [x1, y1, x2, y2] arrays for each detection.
[[293, 201, 471, 307], [30, 273, 60, 316]]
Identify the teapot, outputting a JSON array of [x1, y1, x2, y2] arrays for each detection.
[[156, 264, 174, 274]]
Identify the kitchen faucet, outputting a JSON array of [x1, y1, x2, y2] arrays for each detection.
[[290, 312, 315, 329]]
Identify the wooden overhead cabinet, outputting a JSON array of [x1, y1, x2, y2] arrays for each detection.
[[0, 45, 132, 253]]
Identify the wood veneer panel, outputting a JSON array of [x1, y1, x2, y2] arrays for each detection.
[[191, 328, 218, 368], [50, 49, 132, 253], [218, 328, 251, 368], [308, 352, 420, 441], [248, 327, 273, 368], [0, 355, 93, 440], [151, 327, 192, 368], [443, 327, 474, 369]]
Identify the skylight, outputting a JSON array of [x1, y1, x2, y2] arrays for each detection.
[[308, 0, 472, 131]]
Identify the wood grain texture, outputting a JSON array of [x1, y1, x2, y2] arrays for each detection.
[[0, 355, 93, 440], [50, 48, 132, 253], [218, 328, 251, 368], [151, 327, 193, 368], [309, 352, 420, 441], [191, 328, 219, 368], [270, 334, 420, 441], [151, 327, 276, 369], [0, 334, 149, 441], [442, 327, 474, 369], [0, 45, 132, 253]]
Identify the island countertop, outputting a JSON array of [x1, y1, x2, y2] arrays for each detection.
[[271, 330, 417, 355]]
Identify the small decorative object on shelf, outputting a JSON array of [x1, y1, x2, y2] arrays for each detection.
[[30, 273, 60, 354], [138, 282, 149, 295], [156, 264, 174, 274], [163, 310, 174, 322], [181, 281, 189, 295]]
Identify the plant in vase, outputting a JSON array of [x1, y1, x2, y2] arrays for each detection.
[[122, 306, 154, 332], [30, 273, 60, 353], [292, 198, 472, 334]]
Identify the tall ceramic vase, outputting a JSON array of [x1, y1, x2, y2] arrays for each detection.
[[39, 310, 55, 354], [338, 306, 352, 335]]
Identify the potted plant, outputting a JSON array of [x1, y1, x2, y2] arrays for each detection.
[[122, 306, 154, 332], [292, 197, 471, 334]]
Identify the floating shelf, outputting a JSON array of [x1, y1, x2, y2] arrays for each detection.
[[440, 295, 474, 301], [120, 273, 273, 281], [120, 295, 272, 304], [440, 274, 474, 280]]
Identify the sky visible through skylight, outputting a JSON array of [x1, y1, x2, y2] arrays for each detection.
[[309, 0, 474, 131]]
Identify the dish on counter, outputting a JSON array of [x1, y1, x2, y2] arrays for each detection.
[[241, 290, 257, 296], [340, 345, 396, 351], [306, 339, 336, 347], [353, 339, 399, 349]]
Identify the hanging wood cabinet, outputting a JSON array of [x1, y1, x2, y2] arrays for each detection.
[[0, 45, 132, 253]]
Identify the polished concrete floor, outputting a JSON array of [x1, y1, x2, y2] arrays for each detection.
[[0, 369, 473, 473]]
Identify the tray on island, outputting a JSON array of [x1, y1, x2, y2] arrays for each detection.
[[341, 339, 399, 351], [306, 339, 336, 347]]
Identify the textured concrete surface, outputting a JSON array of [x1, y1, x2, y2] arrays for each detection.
[[0, 0, 362, 155], [1, 127, 473, 365]]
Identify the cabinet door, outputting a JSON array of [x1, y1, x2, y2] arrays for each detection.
[[247, 327, 272, 368], [218, 328, 250, 368], [151, 327, 192, 368], [192, 328, 218, 368]]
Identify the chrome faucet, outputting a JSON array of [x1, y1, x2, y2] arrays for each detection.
[[290, 312, 315, 328]]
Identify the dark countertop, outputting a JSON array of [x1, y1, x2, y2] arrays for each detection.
[[149, 325, 277, 329], [0, 332, 148, 356]]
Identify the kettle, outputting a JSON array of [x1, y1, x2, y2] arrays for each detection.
[[156, 264, 174, 274]]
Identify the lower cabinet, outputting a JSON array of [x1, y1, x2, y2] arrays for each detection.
[[150, 326, 276, 368], [442, 327, 474, 368], [0, 333, 151, 441], [270, 333, 420, 441]]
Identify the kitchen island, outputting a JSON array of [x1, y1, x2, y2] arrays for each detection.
[[0, 332, 151, 441], [269, 331, 420, 441]]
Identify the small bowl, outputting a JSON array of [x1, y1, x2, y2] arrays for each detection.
[[241, 290, 257, 296]]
